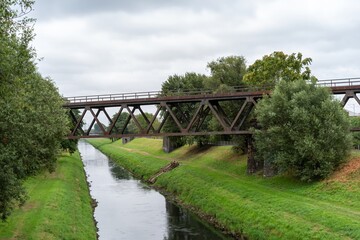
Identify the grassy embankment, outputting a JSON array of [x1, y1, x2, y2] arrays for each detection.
[[0, 152, 97, 240], [88, 138, 360, 240]]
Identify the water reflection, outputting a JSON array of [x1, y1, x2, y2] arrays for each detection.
[[78, 140, 230, 240], [165, 201, 228, 240], [109, 161, 131, 180]]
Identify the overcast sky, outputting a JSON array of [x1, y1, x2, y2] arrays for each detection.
[[30, 0, 360, 98]]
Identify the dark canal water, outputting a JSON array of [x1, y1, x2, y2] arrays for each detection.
[[78, 141, 230, 240]]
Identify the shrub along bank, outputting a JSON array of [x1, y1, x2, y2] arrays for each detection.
[[88, 138, 360, 240], [0, 152, 97, 240]]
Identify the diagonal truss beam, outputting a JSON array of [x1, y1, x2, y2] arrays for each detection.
[[230, 100, 248, 130], [138, 106, 156, 133], [125, 106, 144, 133], [157, 108, 169, 133], [173, 103, 190, 126], [89, 107, 107, 135], [108, 107, 123, 134], [86, 108, 101, 135], [71, 109, 87, 136], [207, 100, 230, 131], [195, 106, 211, 132], [146, 106, 161, 134], [69, 110, 85, 135], [165, 104, 184, 132], [213, 102, 232, 126], [236, 102, 255, 131], [120, 105, 135, 134], [186, 102, 204, 132]]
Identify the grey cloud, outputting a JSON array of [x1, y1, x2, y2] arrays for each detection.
[[33, 0, 250, 20]]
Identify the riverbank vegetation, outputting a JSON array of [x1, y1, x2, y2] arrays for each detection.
[[0, 0, 69, 219], [0, 152, 97, 240], [157, 51, 352, 181], [88, 138, 360, 240]]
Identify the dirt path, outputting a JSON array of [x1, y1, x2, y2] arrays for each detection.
[[328, 157, 360, 182]]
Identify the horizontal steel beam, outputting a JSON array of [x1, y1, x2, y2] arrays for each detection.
[[66, 130, 253, 140]]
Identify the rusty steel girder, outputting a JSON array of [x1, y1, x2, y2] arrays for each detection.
[[64, 93, 264, 139], [63, 78, 360, 139]]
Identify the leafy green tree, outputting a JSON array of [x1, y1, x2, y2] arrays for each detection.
[[243, 51, 313, 87], [161, 73, 209, 147], [162, 72, 206, 94], [61, 109, 82, 154], [255, 79, 352, 181], [19, 74, 68, 174], [0, 0, 68, 219], [206, 56, 249, 150], [206, 56, 247, 89], [0, 1, 36, 219]]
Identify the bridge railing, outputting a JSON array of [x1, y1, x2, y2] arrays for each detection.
[[317, 77, 360, 87], [64, 85, 272, 104], [65, 91, 162, 104], [65, 77, 360, 104]]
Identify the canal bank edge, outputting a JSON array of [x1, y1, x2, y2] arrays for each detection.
[[78, 151, 100, 240], [0, 152, 98, 240], [87, 138, 360, 240]]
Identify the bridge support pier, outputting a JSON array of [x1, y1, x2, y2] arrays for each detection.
[[246, 136, 262, 174], [246, 136, 277, 176], [163, 136, 177, 153], [122, 137, 134, 144]]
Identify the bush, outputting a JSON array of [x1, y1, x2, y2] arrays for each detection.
[[255, 79, 352, 181]]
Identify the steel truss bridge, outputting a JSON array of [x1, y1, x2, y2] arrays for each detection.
[[63, 78, 360, 139]]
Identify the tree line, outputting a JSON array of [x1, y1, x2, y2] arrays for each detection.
[[159, 52, 353, 182]]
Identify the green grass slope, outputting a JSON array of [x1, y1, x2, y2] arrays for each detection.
[[88, 138, 360, 240], [0, 152, 97, 240]]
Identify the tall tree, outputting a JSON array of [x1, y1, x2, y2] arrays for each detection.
[[61, 109, 82, 154], [206, 56, 249, 150], [206, 55, 247, 90], [162, 72, 206, 94], [161, 72, 209, 147], [255, 79, 352, 181], [0, 0, 68, 219], [243, 51, 313, 87]]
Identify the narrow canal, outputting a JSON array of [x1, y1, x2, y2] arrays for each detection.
[[78, 141, 230, 240]]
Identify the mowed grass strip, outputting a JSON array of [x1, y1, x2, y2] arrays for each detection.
[[0, 152, 97, 240], [88, 138, 360, 240]]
